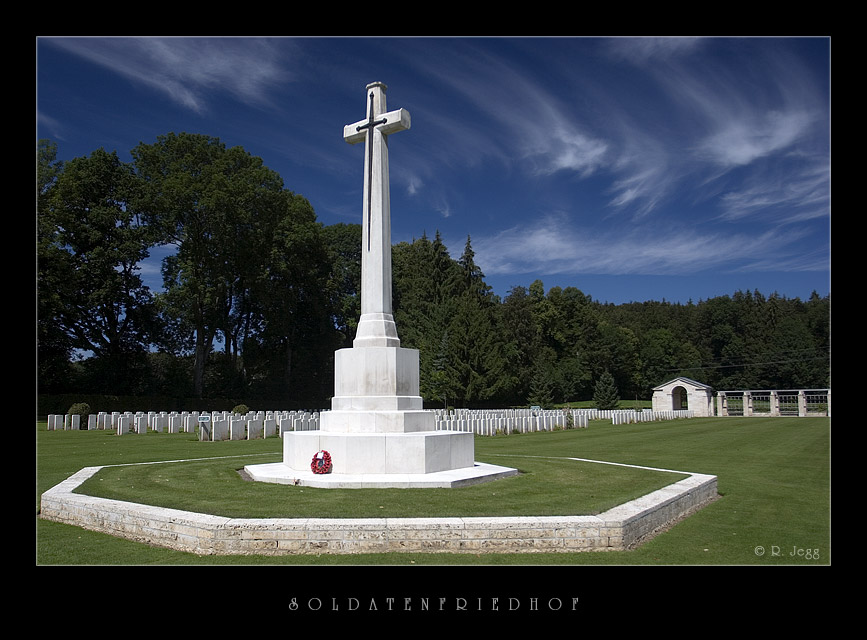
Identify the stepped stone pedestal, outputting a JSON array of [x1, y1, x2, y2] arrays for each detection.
[[283, 345, 476, 477], [250, 342, 515, 487]]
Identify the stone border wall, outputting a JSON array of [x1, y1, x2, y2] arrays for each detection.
[[39, 466, 717, 555]]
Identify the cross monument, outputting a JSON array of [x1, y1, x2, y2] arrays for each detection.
[[342, 82, 409, 349], [250, 82, 516, 487]]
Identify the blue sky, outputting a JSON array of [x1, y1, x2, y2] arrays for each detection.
[[37, 36, 830, 305]]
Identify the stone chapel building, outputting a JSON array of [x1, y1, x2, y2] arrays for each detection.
[[651, 377, 714, 417]]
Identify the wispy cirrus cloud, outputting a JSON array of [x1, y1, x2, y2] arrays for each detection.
[[717, 157, 830, 224], [405, 174, 423, 196], [729, 247, 830, 274], [695, 109, 816, 168], [406, 41, 610, 178], [646, 41, 824, 170], [37, 112, 66, 141], [417, 37, 826, 229], [522, 114, 609, 177], [598, 37, 829, 222], [602, 36, 705, 65], [603, 123, 680, 218], [43, 36, 290, 113], [470, 213, 815, 278]]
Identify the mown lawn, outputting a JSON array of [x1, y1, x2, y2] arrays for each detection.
[[36, 416, 830, 567]]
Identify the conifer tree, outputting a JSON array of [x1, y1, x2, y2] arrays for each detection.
[[429, 330, 459, 409], [593, 370, 620, 410], [446, 236, 508, 406], [527, 365, 555, 408]]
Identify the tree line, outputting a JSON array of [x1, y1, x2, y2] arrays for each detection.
[[38, 135, 830, 408]]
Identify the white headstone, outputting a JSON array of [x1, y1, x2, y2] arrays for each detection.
[[264, 418, 277, 438], [230, 417, 245, 441], [212, 418, 229, 441], [169, 415, 182, 434], [247, 418, 264, 440]]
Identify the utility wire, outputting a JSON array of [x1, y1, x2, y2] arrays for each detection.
[[664, 355, 828, 372]]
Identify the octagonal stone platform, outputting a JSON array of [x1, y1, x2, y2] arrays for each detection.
[[40, 463, 719, 555]]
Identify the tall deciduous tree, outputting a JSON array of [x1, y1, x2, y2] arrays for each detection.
[[134, 133, 229, 397], [38, 144, 156, 392], [132, 132, 328, 399], [244, 195, 339, 404], [321, 223, 362, 349], [500, 284, 542, 402], [37, 140, 72, 391]]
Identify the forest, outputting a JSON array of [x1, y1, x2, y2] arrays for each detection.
[[37, 135, 830, 409]]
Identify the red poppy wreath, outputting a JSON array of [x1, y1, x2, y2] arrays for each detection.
[[311, 450, 332, 474]]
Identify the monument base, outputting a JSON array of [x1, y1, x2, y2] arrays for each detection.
[[242, 427, 519, 488], [282, 428, 475, 475]]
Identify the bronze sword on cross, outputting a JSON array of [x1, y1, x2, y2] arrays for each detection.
[[356, 90, 388, 251], [343, 82, 411, 253], [343, 83, 410, 340]]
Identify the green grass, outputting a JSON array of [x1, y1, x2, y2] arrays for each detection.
[[73, 447, 682, 520], [36, 416, 830, 565]]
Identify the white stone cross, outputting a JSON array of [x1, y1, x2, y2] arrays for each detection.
[[343, 82, 411, 348]]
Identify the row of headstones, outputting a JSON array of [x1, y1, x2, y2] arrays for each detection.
[[433, 407, 695, 434], [45, 410, 321, 441], [195, 410, 321, 441], [434, 408, 589, 435], [609, 409, 694, 425]]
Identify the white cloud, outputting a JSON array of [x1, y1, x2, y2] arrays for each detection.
[[604, 131, 677, 218], [696, 110, 814, 168], [405, 174, 422, 196], [730, 246, 830, 273], [407, 41, 610, 178], [717, 157, 830, 224], [525, 121, 609, 177], [596, 38, 829, 222], [471, 214, 814, 278], [604, 37, 705, 64], [37, 112, 66, 141], [44, 37, 290, 113], [430, 194, 453, 219]]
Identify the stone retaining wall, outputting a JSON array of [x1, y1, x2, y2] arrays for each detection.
[[39, 466, 717, 555]]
